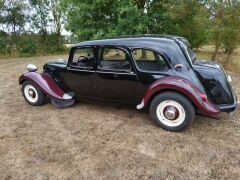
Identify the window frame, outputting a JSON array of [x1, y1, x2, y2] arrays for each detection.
[[98, 46, 134, 73], [68, 46, 96, 70], [131, 47, 172, 74]]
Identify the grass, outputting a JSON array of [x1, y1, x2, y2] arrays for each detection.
[[0, 55, 239, 179]]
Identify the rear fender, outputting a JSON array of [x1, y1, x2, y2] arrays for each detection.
[[142, 76, 220, 116], [19, 72, 71, 100]]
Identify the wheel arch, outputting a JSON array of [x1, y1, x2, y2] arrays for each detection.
[[142, 76, 220, 116], [19, 72, 66, 100], [147, 89, 197, 111]]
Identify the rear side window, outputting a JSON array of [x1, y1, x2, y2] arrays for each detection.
[[132, 49, 169, 72], [99, 47, 131, 71]]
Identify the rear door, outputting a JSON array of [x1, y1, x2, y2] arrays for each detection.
[[96, 46, 140, 103]]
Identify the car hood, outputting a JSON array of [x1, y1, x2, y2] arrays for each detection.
[[43, 59, 68, 72]]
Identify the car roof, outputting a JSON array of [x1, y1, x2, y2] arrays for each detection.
[[73, 34, 183, 47], [72, 34, 188, 66]]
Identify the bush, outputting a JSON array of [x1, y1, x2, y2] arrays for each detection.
[[19, 38, 38, 56], [0, 31, 10, 55]]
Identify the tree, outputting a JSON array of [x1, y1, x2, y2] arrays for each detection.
[[63, 0, 210, 48], [0, 0, 28, 52], [29, 0, 50, 53], [221, 2, 240, 61], [63, 0, 171, 40], [49, 0, 65, 49], [204, 0, 240, 61]]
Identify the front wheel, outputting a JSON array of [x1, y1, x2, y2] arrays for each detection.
[[21, 80, 46, 106], [150, 92, 195, 132]]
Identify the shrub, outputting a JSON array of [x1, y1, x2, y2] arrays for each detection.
[[19, 38, 38, 56]]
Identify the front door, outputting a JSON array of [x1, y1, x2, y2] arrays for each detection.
[[63, 46, 97, 99], [96, 46, 140, 104]]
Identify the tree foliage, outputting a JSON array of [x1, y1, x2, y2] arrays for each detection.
[[0, 0, 239, 60], [203, 0, 240, 61], [63, 0, 210, 47]]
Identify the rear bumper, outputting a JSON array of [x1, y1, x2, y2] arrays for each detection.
[[218, 92, 238, 112]]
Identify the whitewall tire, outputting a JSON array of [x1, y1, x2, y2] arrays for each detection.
[[21, 80, 46, 106], [150, 92, 195, 132]]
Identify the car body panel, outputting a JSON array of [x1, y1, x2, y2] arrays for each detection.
[[19, 72, 65, 99], [193, 60, 237, 112]]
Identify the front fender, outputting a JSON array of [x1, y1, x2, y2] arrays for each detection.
[[19, 72, 67, 100], [143, 76, 220, 116]]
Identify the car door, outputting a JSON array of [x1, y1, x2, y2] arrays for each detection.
[[62, 46, 97, 99], [96, 46, 140, 103]]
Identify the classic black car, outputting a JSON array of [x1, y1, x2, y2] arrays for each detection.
[[19, 35, 238, 132]]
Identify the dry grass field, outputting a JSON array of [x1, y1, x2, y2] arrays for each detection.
[[0, 54, 239, 179]]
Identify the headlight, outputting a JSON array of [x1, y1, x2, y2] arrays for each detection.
[[26, 64, 38, 72]]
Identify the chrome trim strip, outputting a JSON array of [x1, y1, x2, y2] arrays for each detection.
[[67, 67, 136, 75], [67, 67, 95, 73], [96, 71, 136, 75]]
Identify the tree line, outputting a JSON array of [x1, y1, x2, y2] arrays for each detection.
[[0, 0, 66, 56], [0, 0, 240, 61]]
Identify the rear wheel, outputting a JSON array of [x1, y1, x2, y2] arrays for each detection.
[[150, 92, 195, 132], [21, 80, 46, 106]]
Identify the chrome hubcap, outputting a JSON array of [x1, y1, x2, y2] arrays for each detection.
[[24, 85, 38, 103], [165, 109, 176, 120], [28, 89, 35, 98], [156, 100, 185, 127], [163, 106, 179, 120]]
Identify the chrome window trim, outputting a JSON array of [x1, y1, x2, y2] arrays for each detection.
[[96, 70, 136, 75], [130, 47, 171, 74], [67, 67, 95, 73], [98, 46, 133, 73]]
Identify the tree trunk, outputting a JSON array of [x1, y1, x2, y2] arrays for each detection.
[[134, 0, 147, 9], [211, 33, 221, 61], [56, 20, 61, 50], [225, 48, 234, 62], [141, 49, 147, 59]]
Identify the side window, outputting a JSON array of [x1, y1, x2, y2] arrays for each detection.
[[71, 47, 95, 69], [132, 49, 169, 72], [99, 47, 131, 71]]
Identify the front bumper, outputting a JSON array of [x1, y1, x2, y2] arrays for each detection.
[[218, 92, 239, 112]]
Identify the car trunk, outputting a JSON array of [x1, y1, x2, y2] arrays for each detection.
[[193, 60, 236, 112]]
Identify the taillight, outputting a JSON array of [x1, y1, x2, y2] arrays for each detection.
[[200, 94, 207, 102]]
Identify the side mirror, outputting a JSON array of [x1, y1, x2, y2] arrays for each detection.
[[26, 64, 38, 72]]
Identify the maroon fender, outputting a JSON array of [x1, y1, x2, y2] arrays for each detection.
[[143, 76, 220, 116], [19, 72, 65, 100]]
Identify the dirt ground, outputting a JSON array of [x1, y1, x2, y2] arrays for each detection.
[[0, 55, 239, 180]]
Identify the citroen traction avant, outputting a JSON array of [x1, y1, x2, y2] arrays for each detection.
[[19, 35, 237, 131]]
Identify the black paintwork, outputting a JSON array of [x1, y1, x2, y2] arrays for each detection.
[[43, 35, 237, 112], [193, 60, 237, 112]]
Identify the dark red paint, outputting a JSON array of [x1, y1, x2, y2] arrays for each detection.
[[143, 76, 220, 116], [19, 72, 65, 99]]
